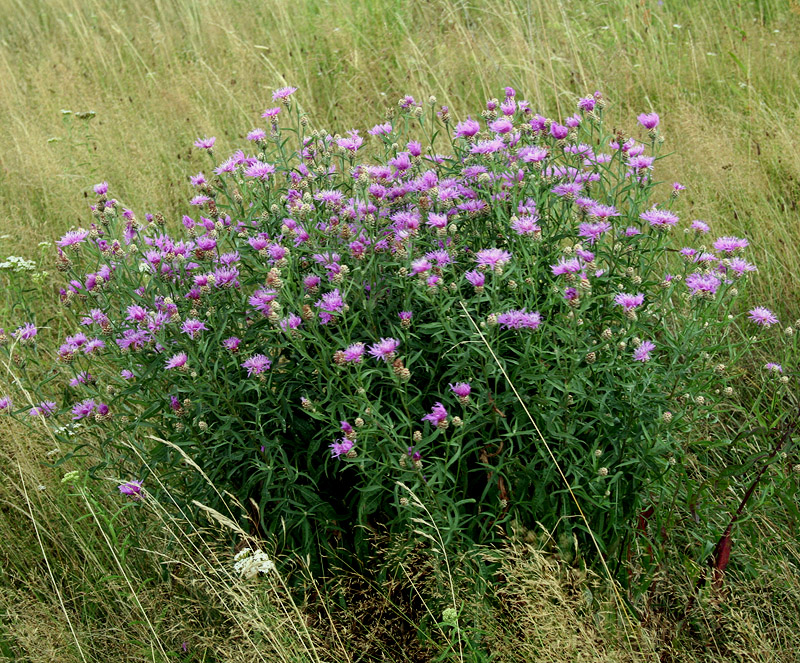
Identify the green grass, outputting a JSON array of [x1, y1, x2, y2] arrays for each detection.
[[0, 0, 799, 660]]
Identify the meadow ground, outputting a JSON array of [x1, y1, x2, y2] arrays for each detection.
[[0, 0, 799, 661]]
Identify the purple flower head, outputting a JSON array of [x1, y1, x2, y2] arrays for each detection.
[[369, 338, 400, 361], [624, 226, 641, 237], [578, 220, 612, 244], [29, 401, 57, 418], [685, 272, 721, 297], [329, 437, 354, 458], [453, 117, 480, 139], [193, 137, 216, 150], [58, 229, 90, 248], [336, 129, 363, 152], [550, 123, 569, 139], [118, 480, 143, 498], [315, 289, 345, 324], [765, 363, 783, 373], [279, 313, 303, 332], [368, 122, 393, 136], [564, 287, 579, 302], [637, 113, 660, 130], [223, 337, 241, 352], [0, 396, 12, 411], [334, 342, 363, 364], [407, 446, 422, 462], [690, 220, 710, 234], [748, 307, 778, 327], [475, 248, 511, 271], [713, 236, 749, 253], [633, 340, 656, 362], [422, 402, 448, 428], [410, 257, 432, 276], [121, 369, 135, 380], [246, 128, 266, 142], [93, 181, 109, 195], [190, 172, 206, 187], [510, 215, 541, 235], [181, 318, 207, 339], [242, 354, 272, 376], [577, 96, 596, 112], [303, 274, 321, 291], [465, 270, 485, 288], [190, 195, 211, 206], [640, 207, 679, 228], [470, 139, 506, 155], [244, 161, 276, 180], [272, 86, 297, 101], [489, 118, 513, 134], [449, 382, 472, 400], [165, 352, 188, 370], [261, 106, 281, 119], [72, 399, 95, 420], [13, 322, 38, 342], [497, 309, 542, 331], [551, 257, 583, 276], [614, 292, 644, 311]]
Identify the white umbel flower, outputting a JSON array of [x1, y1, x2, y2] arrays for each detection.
[[233, 548, 275, 579]]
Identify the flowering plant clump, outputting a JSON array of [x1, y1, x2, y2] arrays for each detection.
[[2, 87, 795, 567]]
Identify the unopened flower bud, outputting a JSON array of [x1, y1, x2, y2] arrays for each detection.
[[662, 411, 673, 424], [598, 467, 609, 477]]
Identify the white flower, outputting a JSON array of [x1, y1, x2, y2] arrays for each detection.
[[233, 547, 275, 579]]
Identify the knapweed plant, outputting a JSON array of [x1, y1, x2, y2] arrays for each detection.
[[3, 86, 795, 571]]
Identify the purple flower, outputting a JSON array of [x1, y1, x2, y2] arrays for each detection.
[[489, 118, 513, 134], [119, 480, 143, 499], [453, 117, 480, 139], [765, 363, 783, 373], [551, 258, 583, 276], [465, 270, 485, 288], [336, 130, 363, 152], [315, 289, 345, 324], [624, 226, 641, 237], [223, 337, 241, 352], [279, 313, 303, 332], [497, 309, 542, 330], [181, 319, 207, 339], [242, 354, 272, 376], [637, 113, 660, 130], [633, 340, 656, 362], [261, 107, 281, 119], [422, 402, 448, 428], [93, 181, 109, 195], [470, 139, 506, 155], [398, 311, 413, 323], [0, 396, 12, 411], [272, 86, 297, 101], [190, 195, 211, 206], [121, 369, 135, 380], [613, 292, 644, 311], [340, 342, 364, 363], [13, 322, 37, 342], [83, 338, 105, 354], [249, 288, 279, 315], [368, 122, 393, 136], [578, 220, 612, 244], [685, 272, 721, 297], [690, 220, 710, 234], [165, 352, 188, 370], [72, 399, 95, 420], [369, 338, 400, 361], [510, 215, 541, 235], [550, 123, 569, 139], [748, 307, 778, 327], [329, 437, 354, 458], [640, 207, 679, 228], [449, 382, 472, 401], [713, 236, 749, 253], [29, 401, 57, 418], [475, 248, 512, 271], [194, 137, 216, 150], [57, 229, 90, 248], [246, 129, 266, 142], [244, 161, 276, 180]]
